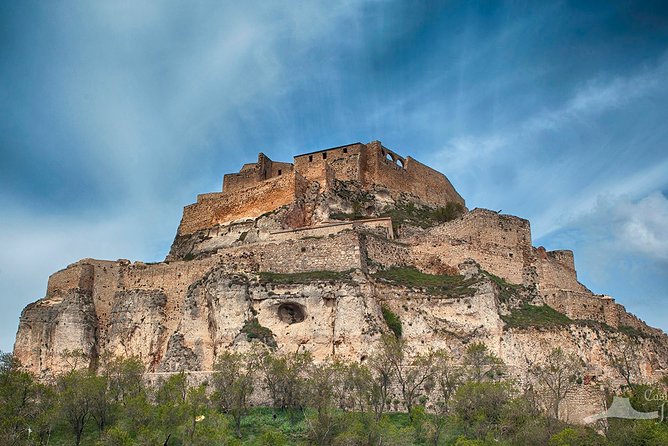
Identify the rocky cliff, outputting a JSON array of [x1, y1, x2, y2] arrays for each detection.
[[13, 149, 668, 424]]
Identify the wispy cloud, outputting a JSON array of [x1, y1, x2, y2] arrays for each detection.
[[2, 1, 668, 350]]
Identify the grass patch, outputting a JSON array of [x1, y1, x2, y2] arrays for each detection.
[[575, 319, 615, 332], [329, 211, 367, 220], [241, 318, 277, 349], [329, 202, 466, 231], [483, 271, 522, 303], [259, 270, 353, 284], [373, 266, 477, 297], [501, 304, 572, 329], [618, 325, 649, 338], [381, 305, 402, 338], [380, 202, 465, 230]]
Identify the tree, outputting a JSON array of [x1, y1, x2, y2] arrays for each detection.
[[56, 369, 99, 446], [304, 361, 341, 445], [60, 348, 90, 372], [529, 347, 583, 420], [462, 342, 504, 383], [255, 349, 311, 420], [154, 372, 189, 444], [102, 355, 145, 404], [184, 384, 209, 444], [88, 373, 111, 435], [211, 352, 254, 438], [452, 381, 512, 440], [427, 350, 463, 445], [377, 334, 435, 421], [0, 352, 46, 446], [611, 338, 641, 388], [342, 362, 374, 413], [367, 336, 396, 421]]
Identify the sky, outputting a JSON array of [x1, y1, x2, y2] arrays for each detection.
[[1, 1, 667, 353]]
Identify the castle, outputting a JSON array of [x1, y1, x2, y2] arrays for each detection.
[[177, 140, 464, 235], [13, 139, 668, 425]]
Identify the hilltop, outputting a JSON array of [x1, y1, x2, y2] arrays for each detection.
[[14, 140, 668, 424]]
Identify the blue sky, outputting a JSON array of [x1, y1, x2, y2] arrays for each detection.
[[1, 1, 667, 352]]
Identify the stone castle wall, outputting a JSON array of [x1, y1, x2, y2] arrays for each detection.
[[411, 209, 533, 285], [534, 247, 588, 294], [178, 171, 308, 235], [293, 143, 364, 184], [222, 153, 294, 194], [363, 141, 464, 207], [268, 217, 393, 243], [361, 232, 411, 269], [175, 140, 464, 236]]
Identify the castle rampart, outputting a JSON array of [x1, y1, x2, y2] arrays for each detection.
[[176, 140, 465, 237]]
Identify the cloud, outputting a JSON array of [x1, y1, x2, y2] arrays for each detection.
[[609, 192, 668, 262], [435, 51, 668, 175], [525, 53, 668, 134], [0, 1, 373, 352]]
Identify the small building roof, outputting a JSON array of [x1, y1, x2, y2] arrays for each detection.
[[294, 142, 363, 158]]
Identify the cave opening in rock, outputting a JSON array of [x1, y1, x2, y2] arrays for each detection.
[[277, 302, 305, 324]]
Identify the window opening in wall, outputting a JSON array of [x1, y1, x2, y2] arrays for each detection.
[[396, 159, 404, 168], [343, 148, 348, 153], [309, 155, 313, 162], [386, 153, 393, 162], [278, 169, 282, 175], [322, 152, 327, 159]]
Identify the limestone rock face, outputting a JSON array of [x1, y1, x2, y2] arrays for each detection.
[[12, 162, 668, 424], [14, 289, 98, 375]]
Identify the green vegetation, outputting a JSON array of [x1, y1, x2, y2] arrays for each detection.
[[374, 266, 478, 297], [381, 305, 402, 338], [482, 271, 522, 303], [240, 318, 277, 349], [501, 304, 573, 329], [328, 211, 367, 221], [380, 201, 466, 230], [330, 201, 466, 231], [259, 269, 353, 284], [2, 342, 667, 446], [618, 324, 649, 338]]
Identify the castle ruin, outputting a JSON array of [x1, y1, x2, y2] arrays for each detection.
[[12, 139, 668, 425], [177, 141, 464, 235]]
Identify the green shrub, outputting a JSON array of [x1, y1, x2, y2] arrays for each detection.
[[241, 318, 277, 349], [374, 267, 477, 297], [501, 304, 572, 329], [618, 325, 649, 338], [434, 202, 466, 223], [381, 305, 402, 338], [482, 271, 521, 303]]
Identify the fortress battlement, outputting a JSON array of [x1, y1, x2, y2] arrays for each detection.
[[177, 140, 464, 236]]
